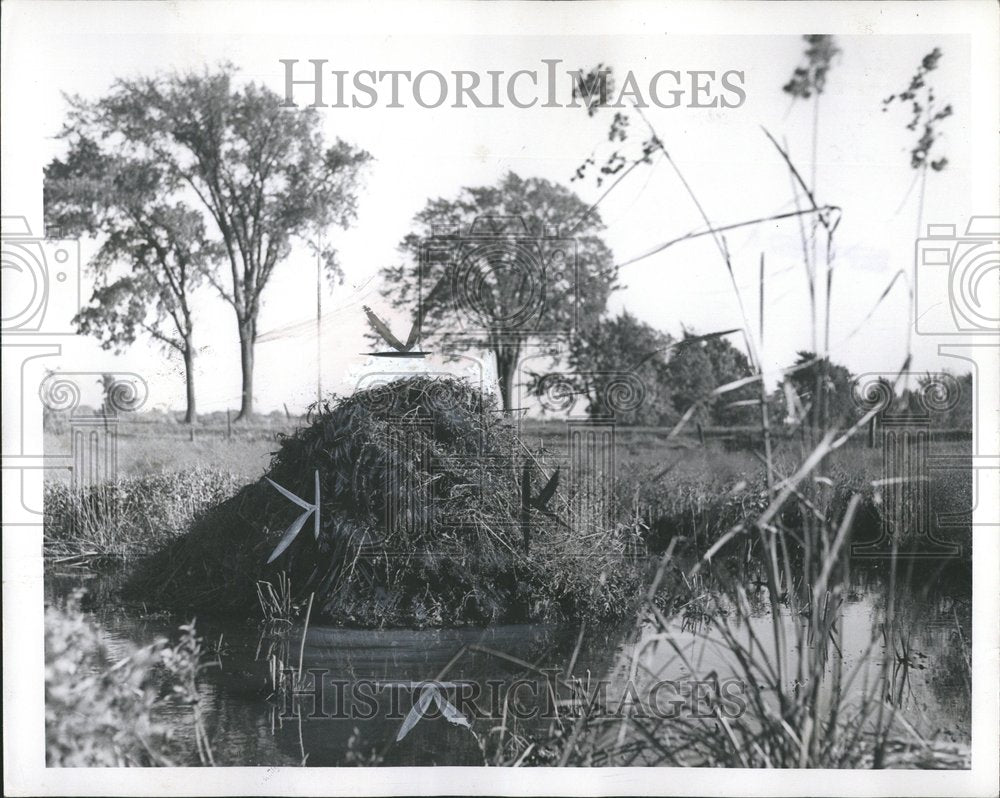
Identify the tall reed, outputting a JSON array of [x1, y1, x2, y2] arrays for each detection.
[[475, 110, 970, 769]]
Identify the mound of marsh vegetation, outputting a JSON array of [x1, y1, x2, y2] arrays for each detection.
[[128, 376, 643, 627]]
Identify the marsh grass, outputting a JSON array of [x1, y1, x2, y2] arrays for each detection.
[[43, 413, 292, 483], [449, 438, 971, 768], [256, 572, 295, 631], [44, 469, 243, 562], [45, 591, 215, 766], [620, 440, 972, 565], [443, 112, 974, 770]]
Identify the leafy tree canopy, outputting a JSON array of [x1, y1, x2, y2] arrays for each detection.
[[378, 172, 619, 411], [530, 310, 679, 426], [664, 328, 757, 426], [52, 65, 372, 418]]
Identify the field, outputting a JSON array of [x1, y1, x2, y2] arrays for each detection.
[[43, 411, 973, 490], [43, 413, 809, 483]]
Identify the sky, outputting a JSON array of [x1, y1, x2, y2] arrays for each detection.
[[2, 1, 995, 414]]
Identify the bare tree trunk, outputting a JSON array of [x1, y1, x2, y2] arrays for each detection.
[[495, 347, 518, 413], [183, 342, 197, 424], [236, 319, 256, 421]]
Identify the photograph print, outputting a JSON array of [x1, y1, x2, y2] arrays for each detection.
[[2, 2, 998, 796]]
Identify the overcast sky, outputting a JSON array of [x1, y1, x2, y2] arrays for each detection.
[[3, 2, 994, 414]]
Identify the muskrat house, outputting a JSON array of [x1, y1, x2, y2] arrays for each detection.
[[128, 376, 640, 627]]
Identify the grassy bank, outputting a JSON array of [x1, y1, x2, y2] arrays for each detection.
[[621, 440, 973, 573], [44, 469, 244, 563]]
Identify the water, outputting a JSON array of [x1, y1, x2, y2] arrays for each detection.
[[45, 568, 970, 766], [612, 575, 971, 750]]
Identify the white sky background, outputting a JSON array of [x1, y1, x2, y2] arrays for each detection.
[[0, 3, 985, 414]]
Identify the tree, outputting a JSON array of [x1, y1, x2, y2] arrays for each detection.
[[45, 142, 215, 423], [98, 374, 116, 416], [906, 371, 972, 429], [780, 351, 855, 426], [378, 172, 619, 411], [848, 371, 972, 435], [663, 329, 757, 426], [530, 310, 679, 426], [56, 66, 371, 419]]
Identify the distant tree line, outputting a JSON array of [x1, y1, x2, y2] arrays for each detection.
[[531, 313, 973, 432]]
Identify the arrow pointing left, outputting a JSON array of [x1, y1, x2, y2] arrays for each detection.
[[264, 470, 321, 564]]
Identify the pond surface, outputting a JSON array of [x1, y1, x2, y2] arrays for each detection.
[[45, 567, 970, 767]]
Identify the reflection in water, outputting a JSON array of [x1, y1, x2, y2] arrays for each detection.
[[45, 568, 969, 767], [604, 578, 970, 753]]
